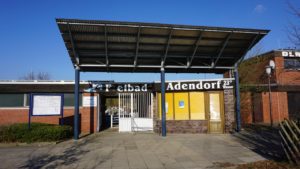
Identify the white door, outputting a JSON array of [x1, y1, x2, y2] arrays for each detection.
[[119, 93, 153, 132]]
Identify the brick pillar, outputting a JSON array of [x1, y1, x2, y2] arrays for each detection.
[[224, 89, 235, 133], [81, 93, 98, 133]]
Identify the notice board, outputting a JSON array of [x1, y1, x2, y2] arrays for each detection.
[[31, 94, 63, 116]]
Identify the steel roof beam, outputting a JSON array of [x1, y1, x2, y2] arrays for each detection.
[[79, 64, 234, 69], [187, 31, 203, 68], [57, 19, 269, 34], [161, 29, 173, 67], [237, 33, 260, 65], [77, 53, 237, 59], [57, 19, 269, 73], [66, 40, 249, 48], [67, 23, 80, 66], [213, 32, 232, 68], [134, 27, 141, 67], [104, 25, 108, 67], [61, 32, 256, 42], [80, 56, 237, 60]]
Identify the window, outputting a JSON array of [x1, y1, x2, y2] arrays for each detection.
[[25, 94, 30, 106], [189, 92, 205, 120], [106, 98, 118, 107], [64, 94, 82, 107], [0, 94, 25, 107], [0, 93, 83, 108], [174, 92, 189, 120], [284, 58, 300, 69], [157, 93, 174, 120], [157, 92, 208, 120]]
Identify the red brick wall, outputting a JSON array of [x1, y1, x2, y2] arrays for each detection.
[[155, 120, 208, 133], [0, 93, 98, 134], [238, 51, 300, 85], [253, 93, 263, 123], [240, 92, 253, 124], [239, 51, 299, 125], [261, 92, 289, 123], [81, 93, 98, 133], [274, 56, 300, 85]]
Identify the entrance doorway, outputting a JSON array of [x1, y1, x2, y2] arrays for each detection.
[[119, 93, 153, 132], [208, 92, 224, 133]]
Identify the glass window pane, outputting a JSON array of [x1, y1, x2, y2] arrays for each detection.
[[0, 94, 25, 107], [190, 92, 205, 120], [174, 92, 189, 120], [157, 93, 174, 120], [25, 94, 30, 106], [284, 58, 300, 69], [64, 94, 82, 107], [105, 98, 118, 107], [209, 93, 221, 121]]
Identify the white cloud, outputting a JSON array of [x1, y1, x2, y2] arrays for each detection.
[[254, 4, 266, 14]]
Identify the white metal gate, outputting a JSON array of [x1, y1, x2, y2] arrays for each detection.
[[118, 93, 153, 132]]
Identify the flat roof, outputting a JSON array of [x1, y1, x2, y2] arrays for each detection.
[[56, 18, 269, 73]]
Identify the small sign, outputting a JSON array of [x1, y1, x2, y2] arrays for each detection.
[[31, 94, 63, 116], [179, 101, 185, 108], [83, 96, 97, 107]]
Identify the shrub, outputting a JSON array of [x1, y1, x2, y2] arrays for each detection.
[[0, 123, 72, 143]]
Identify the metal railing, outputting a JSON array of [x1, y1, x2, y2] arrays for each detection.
[[279, 119, 300, 165]]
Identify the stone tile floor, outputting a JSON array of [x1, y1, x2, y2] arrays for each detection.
[[0, 130, 267, 169]]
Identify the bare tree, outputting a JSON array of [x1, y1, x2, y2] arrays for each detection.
[[37, 72, 51, 80], [287, 1, 300, 49], [20, 71, 51, 80], [21, 71, 35, 80]]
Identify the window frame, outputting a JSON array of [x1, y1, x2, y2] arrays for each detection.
[[0, 93, 84, 108], [284, 58, 300, 70]]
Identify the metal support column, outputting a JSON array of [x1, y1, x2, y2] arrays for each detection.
[[74, 67, 80, 140], [234, 66, 241, 132], [268, 75, 273, 126], [161, 68, 166, 137]]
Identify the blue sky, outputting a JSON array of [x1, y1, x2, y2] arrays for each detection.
[[0, 0, 299, 82]]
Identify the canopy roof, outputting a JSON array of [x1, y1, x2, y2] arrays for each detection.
[[56, 18, 269, 73]]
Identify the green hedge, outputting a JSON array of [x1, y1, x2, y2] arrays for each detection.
[[0, 123, 73, 143]]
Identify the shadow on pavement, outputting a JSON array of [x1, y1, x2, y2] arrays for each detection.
[[19, 137, 94, 169], [232, 124, 285, 161]]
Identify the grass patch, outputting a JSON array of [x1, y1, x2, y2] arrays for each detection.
[[0, 123, 72, 143]]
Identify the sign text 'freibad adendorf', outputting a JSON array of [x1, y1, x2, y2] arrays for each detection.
[[85, 83, 150, 92], [85, 79, 234, 92]]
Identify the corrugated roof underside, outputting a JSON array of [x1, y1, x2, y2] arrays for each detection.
[[56, 18, 269, 73]]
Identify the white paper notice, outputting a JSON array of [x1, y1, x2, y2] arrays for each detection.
[[32, 95, 62, 116], [83, 96, 97, 107]]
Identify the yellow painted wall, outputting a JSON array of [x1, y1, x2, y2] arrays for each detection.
[[189, 92, 205, 120], [157, 93, 174, 120], [174, 92, 189, 120]]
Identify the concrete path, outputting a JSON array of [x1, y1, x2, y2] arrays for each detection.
[[0, 131, 266, 169]]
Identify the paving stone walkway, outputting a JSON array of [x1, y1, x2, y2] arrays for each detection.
[[0, 130, 266, 169]]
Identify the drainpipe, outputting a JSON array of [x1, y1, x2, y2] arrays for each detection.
[[234, 64, 241, 132]]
